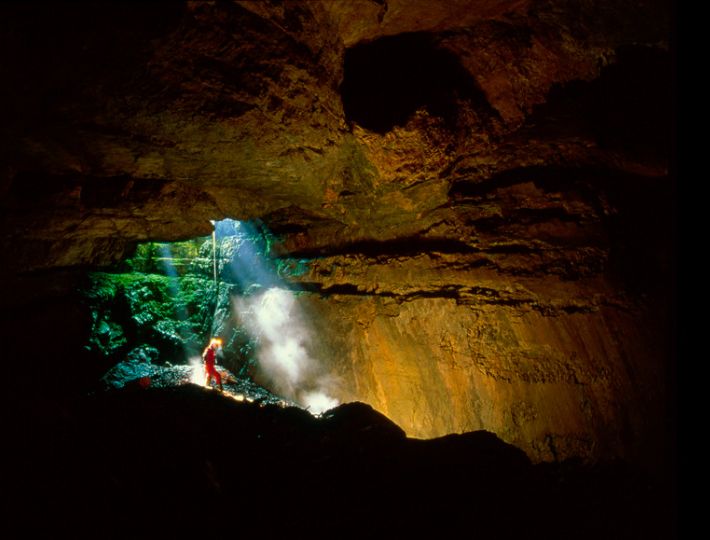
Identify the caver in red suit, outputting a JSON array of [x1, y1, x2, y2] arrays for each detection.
[[202, 338, 223, 391]]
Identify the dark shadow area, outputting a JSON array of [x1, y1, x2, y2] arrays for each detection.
[[340, 32, 495, 133], [261, 205, 336, 235], [285, 236, 476, 258], [590, 46, 672, 159], [6, 384, 674, 539], [0, 1, 186, 131], [524, 45, 672, 163], [449, 165, 674, 297]]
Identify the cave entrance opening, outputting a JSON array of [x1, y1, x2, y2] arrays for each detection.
[[82, 218, 338, 414]]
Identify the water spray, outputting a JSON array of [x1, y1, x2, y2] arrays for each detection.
[[234, 287, 339, 415]]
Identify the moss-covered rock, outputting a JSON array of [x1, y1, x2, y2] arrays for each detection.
[[81, 220, 307, 384], [123, 240, 212, 277], [82, 272, 217, 364], [81, 269, 264, 380]]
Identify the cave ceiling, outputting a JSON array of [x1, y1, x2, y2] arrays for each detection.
[[0, 0, 672, 273]]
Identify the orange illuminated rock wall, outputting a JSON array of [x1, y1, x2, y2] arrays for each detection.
[[302, 290, 668, 464]]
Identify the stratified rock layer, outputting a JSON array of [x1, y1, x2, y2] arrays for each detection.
[[297, 291, 668, 464]]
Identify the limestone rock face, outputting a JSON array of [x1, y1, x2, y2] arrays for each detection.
[[0, 1, 673, 464], [297, 286, 669, 464]]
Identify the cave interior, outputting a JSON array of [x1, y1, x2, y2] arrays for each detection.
[[1, 1, 675, 538]]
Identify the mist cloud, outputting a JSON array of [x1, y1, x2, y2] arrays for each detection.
[[234, 287, 339, 414]]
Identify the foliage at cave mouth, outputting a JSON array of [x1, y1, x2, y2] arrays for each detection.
[[81, 218, 337, 414]]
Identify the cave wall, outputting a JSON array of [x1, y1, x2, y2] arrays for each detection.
[[300, 292, 669, 465], [0, 0, 674, 466]]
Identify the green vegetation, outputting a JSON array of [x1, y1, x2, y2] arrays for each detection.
[[80, 219, 312, 379], [83, 272, 218, 364], [121, 238, 213, 277]]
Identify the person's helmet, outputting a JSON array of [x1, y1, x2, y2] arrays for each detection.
[[210, 337, 223, 347]]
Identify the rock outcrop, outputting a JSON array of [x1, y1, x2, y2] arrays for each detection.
[[7, 385, 672, 538]]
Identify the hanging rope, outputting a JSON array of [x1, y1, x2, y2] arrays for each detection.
[[210, 221, 220, 336], [212, 227, 217, 287]]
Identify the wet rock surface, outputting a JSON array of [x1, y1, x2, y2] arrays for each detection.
[[99, 359, 291, 407]]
